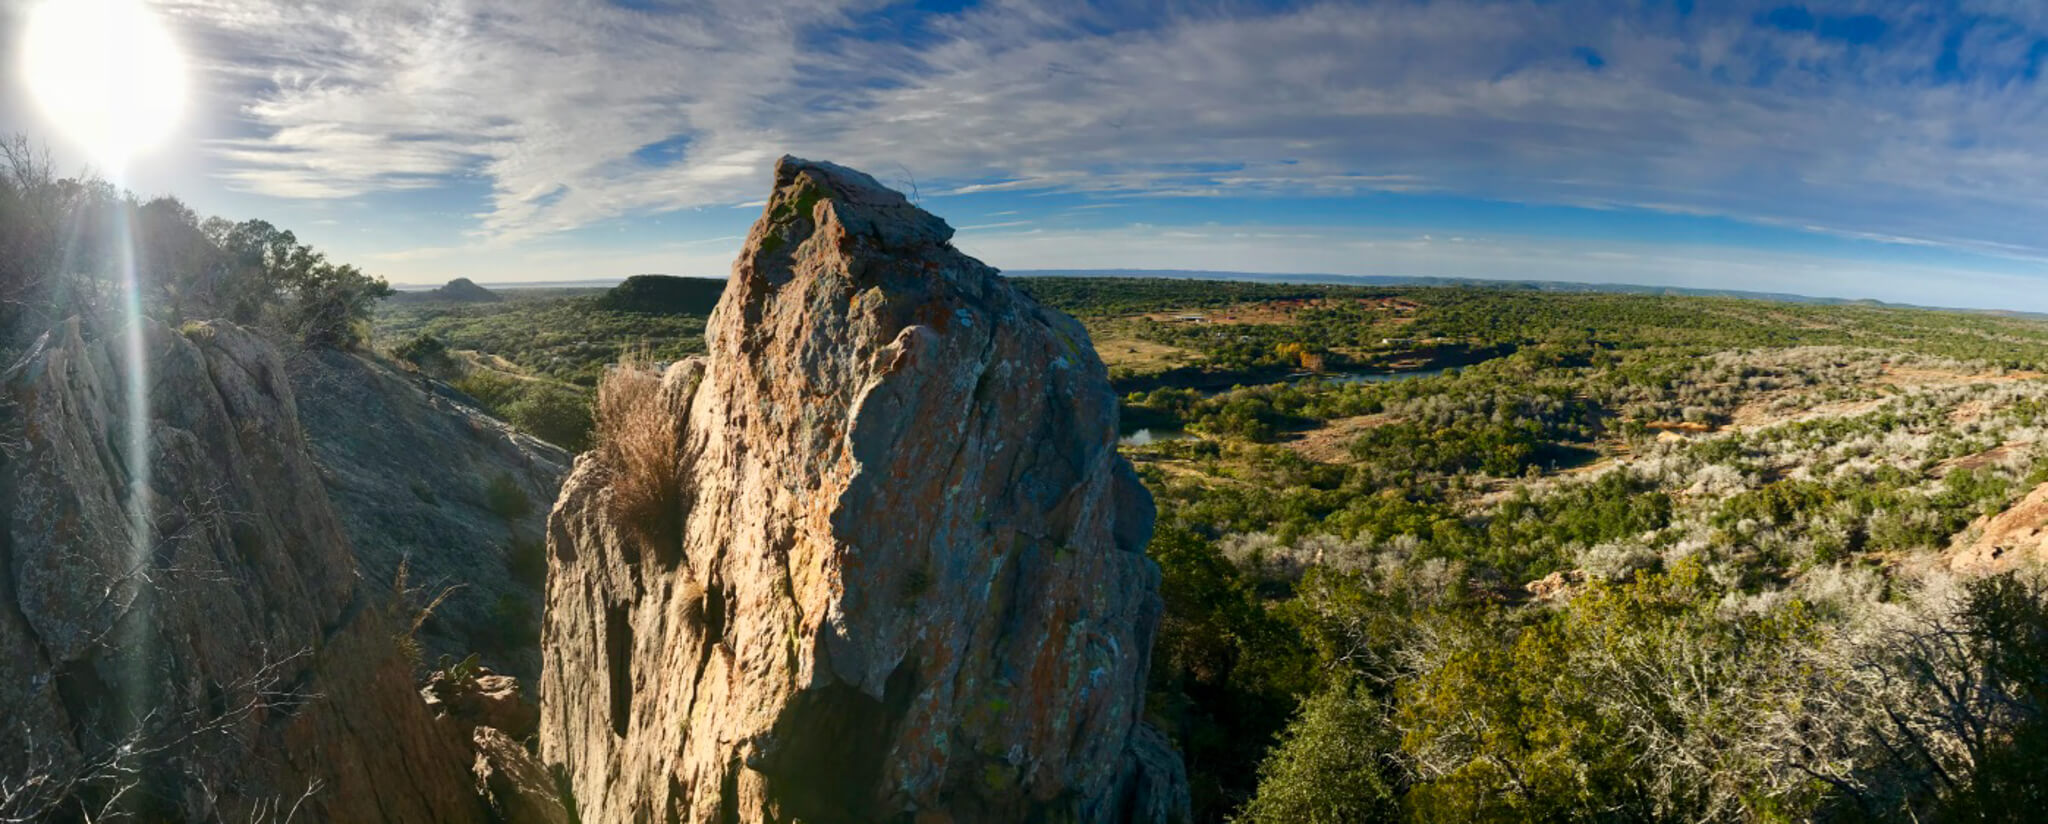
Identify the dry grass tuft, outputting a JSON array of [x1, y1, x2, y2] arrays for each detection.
[[595, 355, 682, 547]]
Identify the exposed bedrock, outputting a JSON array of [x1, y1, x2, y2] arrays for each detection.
[[0, 318, 488, 821], [539, 157, 1189, 823]]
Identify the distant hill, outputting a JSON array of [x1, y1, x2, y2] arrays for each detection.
[[1004, 268, 2045, 317], [392, 277, 502, 303], [596, 274, 726, 315]]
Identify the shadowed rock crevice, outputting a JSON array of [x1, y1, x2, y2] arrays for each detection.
[[753, 657, 918, 822], [539, 157, 1188, 823], [606, 603, 634, 738]]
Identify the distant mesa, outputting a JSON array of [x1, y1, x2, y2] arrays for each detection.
[[396, 277, 503, 303], [596, 273, 726, 315], [433, 277, 502, 302]]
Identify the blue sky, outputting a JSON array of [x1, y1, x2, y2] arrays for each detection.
[[6, 0, 2048, 308]]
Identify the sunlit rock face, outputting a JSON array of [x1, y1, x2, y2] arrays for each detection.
[[539, 157, 1189, 823], [0, 319, 485, 822]]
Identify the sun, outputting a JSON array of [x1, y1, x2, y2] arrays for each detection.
[[21, 0, 188, 173]]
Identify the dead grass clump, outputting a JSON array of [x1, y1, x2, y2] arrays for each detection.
[[595, 357, 681, 546]]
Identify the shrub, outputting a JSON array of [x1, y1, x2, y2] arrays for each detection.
[[452, 370, 596, 451], [595, 359, 681, 544], [487, 594, 539, 653], [394, 332, 451, 369], [1238, 681, 1402, 824], [484, 473, 532, 520], [504, 385, 595, 451], [507, 536, 547, 591], [454, 370, 525, 409]]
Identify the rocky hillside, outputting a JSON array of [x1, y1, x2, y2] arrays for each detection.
[[289, 346, 568, 681], [539, 157, 1187, 823], [0, 319, 493, 821]]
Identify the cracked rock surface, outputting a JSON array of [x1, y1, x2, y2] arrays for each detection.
[[539, 157, 1189, 823]]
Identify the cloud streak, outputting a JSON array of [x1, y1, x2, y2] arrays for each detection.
[[127, 0, 2048, 266]]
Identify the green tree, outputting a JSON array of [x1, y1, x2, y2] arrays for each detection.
[[1237, 681, 1401, 824]]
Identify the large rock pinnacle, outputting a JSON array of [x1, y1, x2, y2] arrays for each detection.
[[539, 157, 1189, 823]]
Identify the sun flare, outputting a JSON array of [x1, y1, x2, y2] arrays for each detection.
[[21, 0, 188, 172]]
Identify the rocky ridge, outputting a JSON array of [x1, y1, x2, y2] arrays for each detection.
[[289, 346, 569, 681], [539, 157, 1189, 823], [0, 318, 495, 820]]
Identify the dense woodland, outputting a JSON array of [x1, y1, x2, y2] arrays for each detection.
[[1024, 277, 2048, 823], [367, 272, 2048, 822]]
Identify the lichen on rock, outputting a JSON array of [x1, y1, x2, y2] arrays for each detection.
[[539, 157, 1189, 823]]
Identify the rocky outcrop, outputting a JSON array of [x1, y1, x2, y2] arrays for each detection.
[[0, 318, 486, 821], [1948, 481, 2048, 574], [289, 346, 569, 681], [424, 663, 542, 741], [473, 726, 573, 824], [540, 158, 1188, 823]]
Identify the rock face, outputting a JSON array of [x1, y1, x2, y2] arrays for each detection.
[[539, 157, 1188, 823], [1948, 480, 2048, 574], [290, 346, 569, 681], [0, 318, 486, 821]]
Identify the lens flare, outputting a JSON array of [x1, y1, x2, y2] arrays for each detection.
[[21, 0, 188, 173], [20, 0, 183, 762]]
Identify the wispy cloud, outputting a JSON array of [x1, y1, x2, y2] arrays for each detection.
[[103, 0, 2048, 269], [962, 223, 2048, 311]]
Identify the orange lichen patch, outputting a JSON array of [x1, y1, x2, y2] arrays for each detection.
[[1948, 480, 2048, 574], [1279, 413, 1398, 463]]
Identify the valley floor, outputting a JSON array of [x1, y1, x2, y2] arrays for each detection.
[[392, 277, 2048, 823]]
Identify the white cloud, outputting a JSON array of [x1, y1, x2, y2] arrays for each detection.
[[958, 223, 2048, 311], [122, 0, 2048, 266]]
